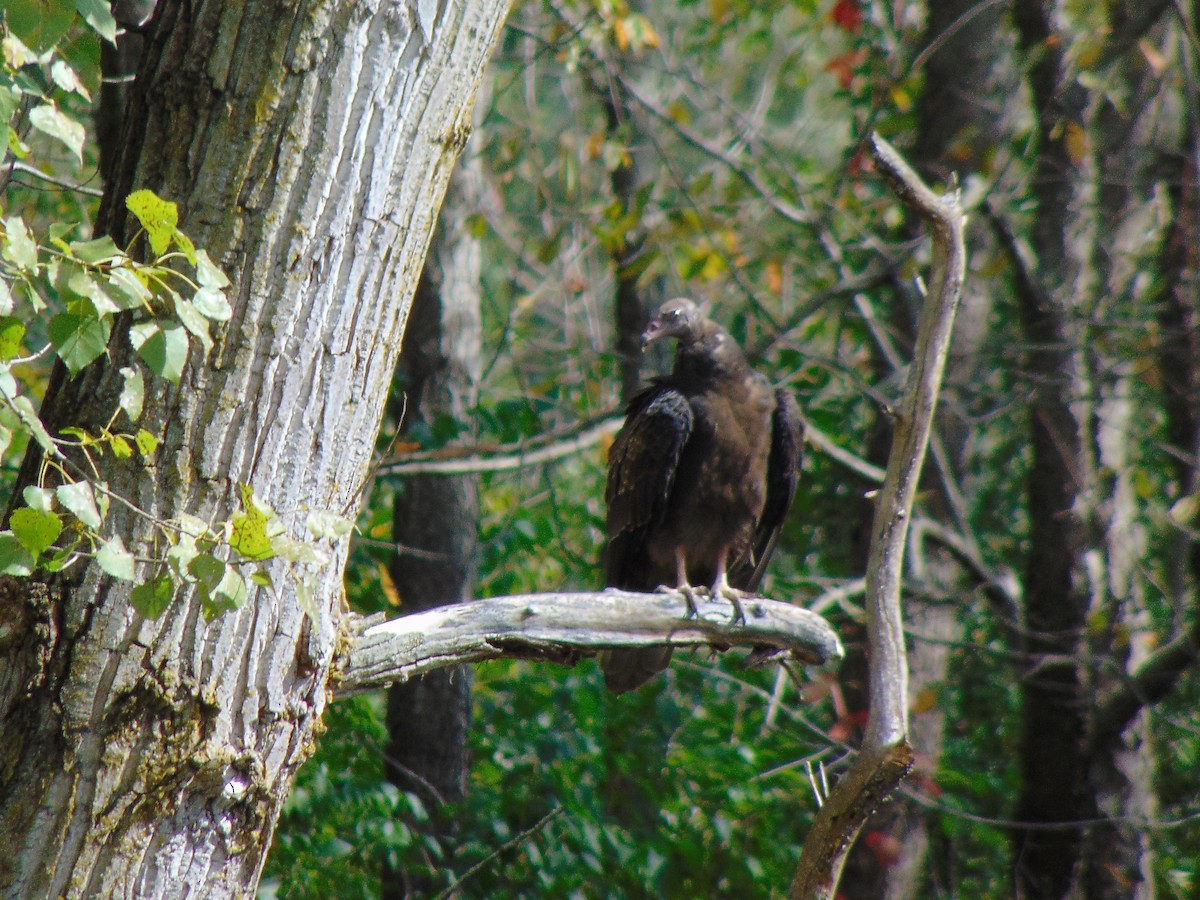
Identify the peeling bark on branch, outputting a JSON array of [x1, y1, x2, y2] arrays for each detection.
[[336, 591, 844, 696]]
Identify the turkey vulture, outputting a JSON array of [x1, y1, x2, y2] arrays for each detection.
[[599, 299, 804, 693]]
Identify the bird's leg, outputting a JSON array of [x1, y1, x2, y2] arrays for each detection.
[[711, 548, 747, 625], [675, 546, 701, 618]]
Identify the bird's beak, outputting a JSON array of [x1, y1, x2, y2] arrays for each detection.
[[640, 319, 668, 350]]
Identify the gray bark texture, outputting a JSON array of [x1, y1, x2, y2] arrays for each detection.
[[0, 0, 510, 896]]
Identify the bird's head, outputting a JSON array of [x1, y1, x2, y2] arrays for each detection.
[[641, 298, 705, 349]]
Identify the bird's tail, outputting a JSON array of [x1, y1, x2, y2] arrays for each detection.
[[598, 647, 674, 694]]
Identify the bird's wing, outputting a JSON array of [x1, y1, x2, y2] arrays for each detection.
[[735, 388, 804, 591], [603, 383, 693, 588]]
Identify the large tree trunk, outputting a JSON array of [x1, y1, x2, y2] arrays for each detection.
[[0, 1, 509, 896]]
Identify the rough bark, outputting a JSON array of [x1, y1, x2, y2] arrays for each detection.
[[0, 1, 510, 896], [382, 150, 485, 899]]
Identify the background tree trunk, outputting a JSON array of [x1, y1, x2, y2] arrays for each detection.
[[0, 1, 509, 896], [382, 152, 485, 898]]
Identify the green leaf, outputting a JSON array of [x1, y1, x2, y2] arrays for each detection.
[[109, 433, 132, 458], [0, 274, 12, 315], [192, 287, 232, 322], [174, 229, 196, 265], [23, 486, 53, 512], [195, 249, 231, 289], [0, 532, 34, 576], [129, 320, 189, 383], [250, 569, 274, 588], [29, 104, 85, 163], [0, 316, 25, 361], [125, 190, 179, 257], [135, 428, 160, 457], [50, 59, 91, 100], [48, 310, 111, 375], [4, 5, 74, 51], [57, 481, 104, 529], [107, 267, 152, 309], [70, 236, 121, 264], [96, 533, 136, 581], [10, 507, 62, 558], [118, 366, 144, 422], [306, 510, 353, 540], [76, 0, 119, 44], [2, 217, 38, 271], [67, 268, 120, 316], [131, 574, 175, 618], [229, 484, 277, 561], [174, 297, 213, 351], [213, 568, 249, 611]]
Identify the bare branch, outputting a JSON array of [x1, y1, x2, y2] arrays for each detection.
[[378, 416, 621, 477], [791, 134, 966, 898], [335, 590, 843, 696]]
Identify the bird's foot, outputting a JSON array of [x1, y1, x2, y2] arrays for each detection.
[[714, 584, 750, 625], [655, 583, 702, 618]]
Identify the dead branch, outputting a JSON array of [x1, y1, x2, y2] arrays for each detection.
[[790, 134, 966, 899], [335, 590, 843, 696]]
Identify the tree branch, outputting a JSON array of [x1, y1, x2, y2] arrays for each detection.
[[791, 134, 966, 898], [378, 416, 622, 476], [335, 590, 843, 697]]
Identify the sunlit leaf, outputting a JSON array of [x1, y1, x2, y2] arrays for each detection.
[[29, 104, 86, 163], [129, 320, 189, 383], [96, 534, 136, 581], [23, 486, 53, 512], [11, 507, 62, 557], [192, 287, 232, 322], [2, 217, 38, 272], [174, 297, 213, 351], [118, 366, 144, 422], [135, 428, 160, 457], [230, 484, 278, 561], [0, 316, 25, 361], [57, 481, 103, 528], [70, 236, 121, 264], [306, 510, 354, 540], [50, 59, 91, 99], [125, 189, 179, 257]]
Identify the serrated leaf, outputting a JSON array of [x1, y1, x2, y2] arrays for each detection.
[[29, 104, 85, 163], [306, 509, 353, 540], [23, 486, 53, 512], [135, 428, 160, 457], [125, 190, 179, 257], [49, 310, 111, 375], [229, 484, 277, 561], [57, 481, 103, 528], [75, 0, 118, 43], [195, 249, 231, 289], [70, 235, 121, 264], [131, 575, 175, 618], [0, 316, 25, 361], [11, 507, 62, 557], [118, 366, 144, 422], [129, 319, 189, 383], [192, 287, 232, 322], [0, 532, 34, 576], [3, 217, 38, 271], [96, 533, 136, 581], [174, 297, 213, 351]]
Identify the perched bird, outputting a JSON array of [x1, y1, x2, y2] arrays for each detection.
[[599, 299, 804, 693]]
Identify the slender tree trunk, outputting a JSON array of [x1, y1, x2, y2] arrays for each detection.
[[382, 151, 485, 899], [0, 1, 509, 895]]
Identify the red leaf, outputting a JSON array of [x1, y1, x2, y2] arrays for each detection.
[[831, 0, 863, 33]]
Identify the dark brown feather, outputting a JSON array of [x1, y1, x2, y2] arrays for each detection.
[[599, 300, 803, 693]]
